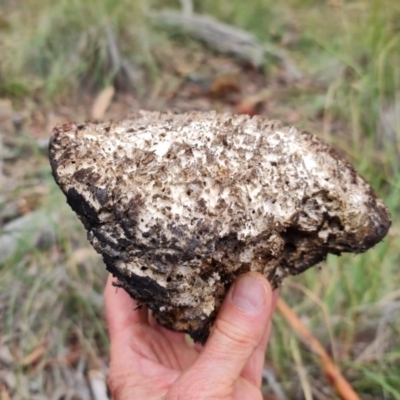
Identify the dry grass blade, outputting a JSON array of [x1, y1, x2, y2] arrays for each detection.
[[286, 281, 337, 361], [277, 298, 361, 400], [290, 337, 313, 400]]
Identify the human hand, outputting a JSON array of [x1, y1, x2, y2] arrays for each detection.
[[105, 272, 278, 400]]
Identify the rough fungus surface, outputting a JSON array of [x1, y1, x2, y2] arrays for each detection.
[[49, 111, 391, 343]]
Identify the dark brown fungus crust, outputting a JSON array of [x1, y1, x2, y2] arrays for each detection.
[[49, 111, 391, 344]]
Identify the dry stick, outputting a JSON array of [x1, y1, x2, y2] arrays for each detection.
[[152, 10, 302, 81], [277, 298, 361, 400]]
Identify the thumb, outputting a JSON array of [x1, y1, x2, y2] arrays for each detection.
[[193, 272, 273, 386]]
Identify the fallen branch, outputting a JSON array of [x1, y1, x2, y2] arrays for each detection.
[[277, 298, 361, 400], [153, 10, 264, 67], [152, 9, 301, 80]]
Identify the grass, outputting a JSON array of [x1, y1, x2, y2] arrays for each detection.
[[0, 0, 156, 99], [1, 0, 399, 398]]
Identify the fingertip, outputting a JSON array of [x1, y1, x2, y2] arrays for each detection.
[[229, 272, 273, 316], [191, 272, 272, 383], [243, 273, 278, 317]]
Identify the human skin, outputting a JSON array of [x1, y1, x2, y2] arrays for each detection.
[[105, 272, 278, 400]]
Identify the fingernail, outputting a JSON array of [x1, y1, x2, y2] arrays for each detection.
[[230, 275, 267, 313]]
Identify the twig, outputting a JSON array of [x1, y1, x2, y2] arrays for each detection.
[[277, 298, 361, 400]]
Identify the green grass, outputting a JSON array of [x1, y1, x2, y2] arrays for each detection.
[[1, 0, 399, 398], [0, 0, 158, 99]]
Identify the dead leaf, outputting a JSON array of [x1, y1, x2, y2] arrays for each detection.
[[19, 344, 46, 367], [91, 86, 115, 120], [235, 89, 270, 116], [286, 110, 302, 123], [210, 72, 241, 98]]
